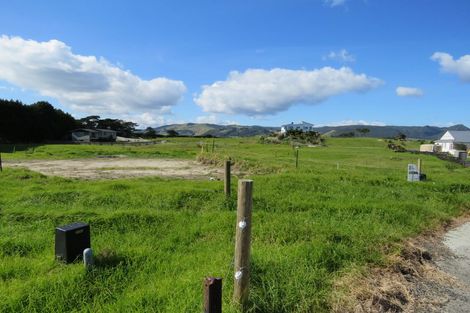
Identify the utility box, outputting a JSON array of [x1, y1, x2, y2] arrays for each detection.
[[55, 222, 91, 263], [407, 164, 420, 182], [459, 152, 468, 161]]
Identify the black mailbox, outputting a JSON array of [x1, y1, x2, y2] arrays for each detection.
[[55, 222, 91, 263]]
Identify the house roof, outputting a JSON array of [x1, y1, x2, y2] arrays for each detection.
[[72, 128, 98, 133], [281, 121, 314, 127], [443, 131, 470, 143], [96, 129, 117, 133]]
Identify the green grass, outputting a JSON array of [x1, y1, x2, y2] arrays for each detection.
[[0, 138, 469, 312]]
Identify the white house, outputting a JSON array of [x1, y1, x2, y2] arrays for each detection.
[[280, 121, 314, 134], [71, 129, 117, 142], [435, 130, 470, 154]]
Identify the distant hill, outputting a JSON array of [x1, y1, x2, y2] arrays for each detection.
[[154, 123, 278, 137], [152, 123, 469, 140], [314, 124, 469, 140]]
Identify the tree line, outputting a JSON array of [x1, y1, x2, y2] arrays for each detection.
[[0, 99, 140, 143]]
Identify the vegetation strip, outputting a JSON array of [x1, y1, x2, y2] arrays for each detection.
[[0, 137, 468, 312]]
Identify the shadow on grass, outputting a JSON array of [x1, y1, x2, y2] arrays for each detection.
[[94, 248, 128, 268], [0, 144, 42, 153]]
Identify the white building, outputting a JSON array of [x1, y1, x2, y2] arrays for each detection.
[[71, 129, 117, 142], [280, 121, 314, 134], [435, 130, 470, 154]]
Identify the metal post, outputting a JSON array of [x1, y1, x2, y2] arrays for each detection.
[[204, 277, 222, 313], [233, 180, 253, 308], [224, 160, 231, 196]]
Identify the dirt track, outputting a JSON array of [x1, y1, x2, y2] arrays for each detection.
[[4, 158, 223, 180], [337, 217, 470, 313]]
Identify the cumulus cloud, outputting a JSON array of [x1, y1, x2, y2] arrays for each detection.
[[323, 49, 355, 63], [431, 52, 470, 82], [324, 0, 347, 7], [396, 86, 424, 97], [196, 114, 219, 124], [0, 35, 186, 117], [195, 114, 239, 125], [194, 67, 382, 115]]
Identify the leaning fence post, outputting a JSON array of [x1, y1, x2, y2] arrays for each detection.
[[204, 277, 222, 313], [224, 160, 231, 196], [233, 179, 253, 308], [295, 148, 299, 169]]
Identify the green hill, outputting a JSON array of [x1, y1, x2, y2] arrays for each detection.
[[153, 123, 469, 140]]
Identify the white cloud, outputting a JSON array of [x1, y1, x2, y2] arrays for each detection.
[[324, 0, 347, 7], [196, 114, 219, 124], [194, 67, 382, 115], [0, 35, 187, 117], [195, 114, 239, 125], [323, 49, 355, 63], [431, 52, 470, 82], [318, 120, 386, 127], [396, 86, 424, 97], [127, 113, 187, 128]]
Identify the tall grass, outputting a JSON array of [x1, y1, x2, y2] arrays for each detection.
[[0, 138, 469, 312]]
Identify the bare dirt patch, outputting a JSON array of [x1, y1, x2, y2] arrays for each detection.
[[4, 158, 223, 180], [333, 216, 470, 313]]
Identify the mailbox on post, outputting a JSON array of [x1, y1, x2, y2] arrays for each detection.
[[55, 222, 91, 263]]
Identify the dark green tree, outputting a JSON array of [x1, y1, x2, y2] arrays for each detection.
[[143, 127, 157, 138], [166, 129, 179, 137], [356, 128, 370, 137]]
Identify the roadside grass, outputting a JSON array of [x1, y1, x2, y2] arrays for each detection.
[[0, 138, 469, 312]]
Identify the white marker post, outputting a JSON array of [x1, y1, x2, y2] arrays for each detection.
[[83, 248, 94, 269]]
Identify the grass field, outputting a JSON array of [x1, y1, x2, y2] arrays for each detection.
[[1, 137, 469, 312]]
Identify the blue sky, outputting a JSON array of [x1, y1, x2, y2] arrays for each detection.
[[0, 0, 469, 128]]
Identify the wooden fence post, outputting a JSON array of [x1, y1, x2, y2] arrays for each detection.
[[224, 160, 231, 196], [0, 152, 2, 172], [204, 277, 222, 313], [212, 139, 215, 153], [295, 149, 299, 169], [233, 179, 253, 308], [417, 158, 422, 175]]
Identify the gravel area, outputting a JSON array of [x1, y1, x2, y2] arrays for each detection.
[[4, 158, 223, 180]]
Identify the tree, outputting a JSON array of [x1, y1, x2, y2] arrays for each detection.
[[79, 115, 100, 129], [356, 128, 370, 137], [166, 129, 179, 137], [143, 127, 157, 138], [395, 132, 407, 141], [0, 99, 77, 143], [78, 116, 137, 137]]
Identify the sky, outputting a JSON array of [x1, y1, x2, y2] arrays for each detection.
[[0, 0, 469, 128]]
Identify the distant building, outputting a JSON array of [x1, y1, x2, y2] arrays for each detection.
[[71, 129, 117, 142], [280, 121, 314, 134], [419, 144, 435, 153], [435, 130, 470, 154]]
